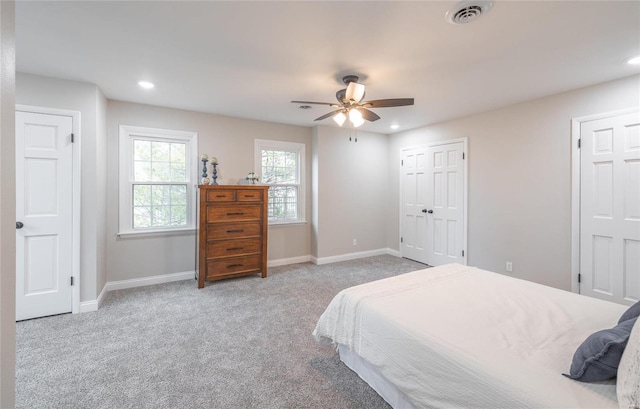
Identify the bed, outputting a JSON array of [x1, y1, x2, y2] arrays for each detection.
[[313, 263, 630, 409]]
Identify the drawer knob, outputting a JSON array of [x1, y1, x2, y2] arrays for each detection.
[[227, 212, 244, 216], [227, 264, 243, 268], [227, 229, 244, 233], [216, 195, 226, 198], [227, 247, 244, 251]]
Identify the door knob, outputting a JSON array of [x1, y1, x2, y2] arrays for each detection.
[[16, 221, 24, 229], [421, 209, 427, 213], [427, 210, 433, 214]]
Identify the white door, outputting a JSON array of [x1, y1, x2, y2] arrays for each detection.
[[401, 147, 429, 264], [15, 111, 74, 321], [580, 111, 640, 305], [401, 141, 466, 266], [425, 142, 465, 266]]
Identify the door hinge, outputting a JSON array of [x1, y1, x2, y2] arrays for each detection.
[[400, 237, 403, 243], [71, 133, 75, 143], [577, 138, 581, 149], [578, 273, 581, 283], [463, 152, 465, 160], [401, 159, 403, 166], [70, 276, 74, 286], [462, 250, 465, 257]]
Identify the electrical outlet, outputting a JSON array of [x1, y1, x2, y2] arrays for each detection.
[[353, 239, 357, 246], [506, 261, 513, 272]]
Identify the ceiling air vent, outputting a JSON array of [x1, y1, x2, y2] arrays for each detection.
[[446, 1, 493, 24]]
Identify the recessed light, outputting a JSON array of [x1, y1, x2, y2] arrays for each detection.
[[628, 56, 640, 65], [138, 81, 155, 89], [390, 124, 400, 130]]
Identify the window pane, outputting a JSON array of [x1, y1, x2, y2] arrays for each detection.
[[171, 162, 186, 182], [152, 205, 171, 227], [133, 185, 151, 206], [151, 162, 171, 182], [171, 205, 186, 225], [261, 149, 297, 184], [151, 142, 171, 162], [132, 184, 188, 229], [151, 185, 171, 205], [171, 185, 187, 205], [171, 143, 186, 163], [134, 161, 152, 181], [133, 206, 151, 228], [268, 186, 298, 221], [134, 140, 151, 161]]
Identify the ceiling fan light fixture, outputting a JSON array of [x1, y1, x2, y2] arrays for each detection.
[[345, 82, 366, 104], [349, 108, 365, 127], [333, 111, 347, 126]]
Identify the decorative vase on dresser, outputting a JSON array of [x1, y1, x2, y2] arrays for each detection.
[[197, 185, 269, 288]]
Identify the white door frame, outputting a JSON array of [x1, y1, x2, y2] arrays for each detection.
[[16, 104, 81, 314], [570, 107, 639, 295], [399, 137, 468, 265]]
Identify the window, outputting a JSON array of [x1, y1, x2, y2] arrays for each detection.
[[119, 125, 197, 235], [254, 139, 305, 224]]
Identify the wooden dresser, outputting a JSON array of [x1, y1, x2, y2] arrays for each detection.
[[197, 185, 269, 288]]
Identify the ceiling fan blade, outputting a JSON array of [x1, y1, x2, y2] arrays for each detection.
[[291, 100, 337, 106], [314, 109, 344, 121], [345, 82, 366, 104], [362, 98, 414, 108], [359, 108, 381, 122]]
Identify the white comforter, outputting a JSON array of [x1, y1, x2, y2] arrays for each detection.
[[313, 263, 627, 409]]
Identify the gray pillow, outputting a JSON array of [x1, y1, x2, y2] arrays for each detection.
[[619, 300, 640, 324], [564, 317, 637, 382]]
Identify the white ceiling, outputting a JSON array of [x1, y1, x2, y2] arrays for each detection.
[[15, 1, 640, 134]]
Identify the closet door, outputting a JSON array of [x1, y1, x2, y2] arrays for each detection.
[[580, 111, 640, 305]]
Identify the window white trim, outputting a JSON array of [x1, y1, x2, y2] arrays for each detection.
[[254, 139, 306, 224], [118, 125, 198, 236]]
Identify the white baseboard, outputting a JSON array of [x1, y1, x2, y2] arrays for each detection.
[[386, 248, 401, 258], [78, 285, 107, 313], [268, 255, 311, 267], [105, 270, 195, 292], [78, 271, 195, 313], [312, 248, 400, 265], [79, 299, 98, 313], [78, 250, 402, 312]]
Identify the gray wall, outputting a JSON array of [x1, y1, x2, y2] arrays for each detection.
[[12, 72, 639, 305], [106, 100, 312, 282], [388, 74, 640, 290], [0, 1, 15, 406], [312, 126, 389, 259], [16, 73, 108, 303]]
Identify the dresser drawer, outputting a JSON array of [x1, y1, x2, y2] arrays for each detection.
[[207, 222, 261, 239], [207, 205, 261, 222], [237, 189, 263, 202], [206, 255, 262, 278], [208, 238, 261, 258], [206, 190, 235, 202]]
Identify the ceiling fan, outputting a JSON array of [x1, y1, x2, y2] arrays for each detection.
[[292, 75, 414, 127]]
